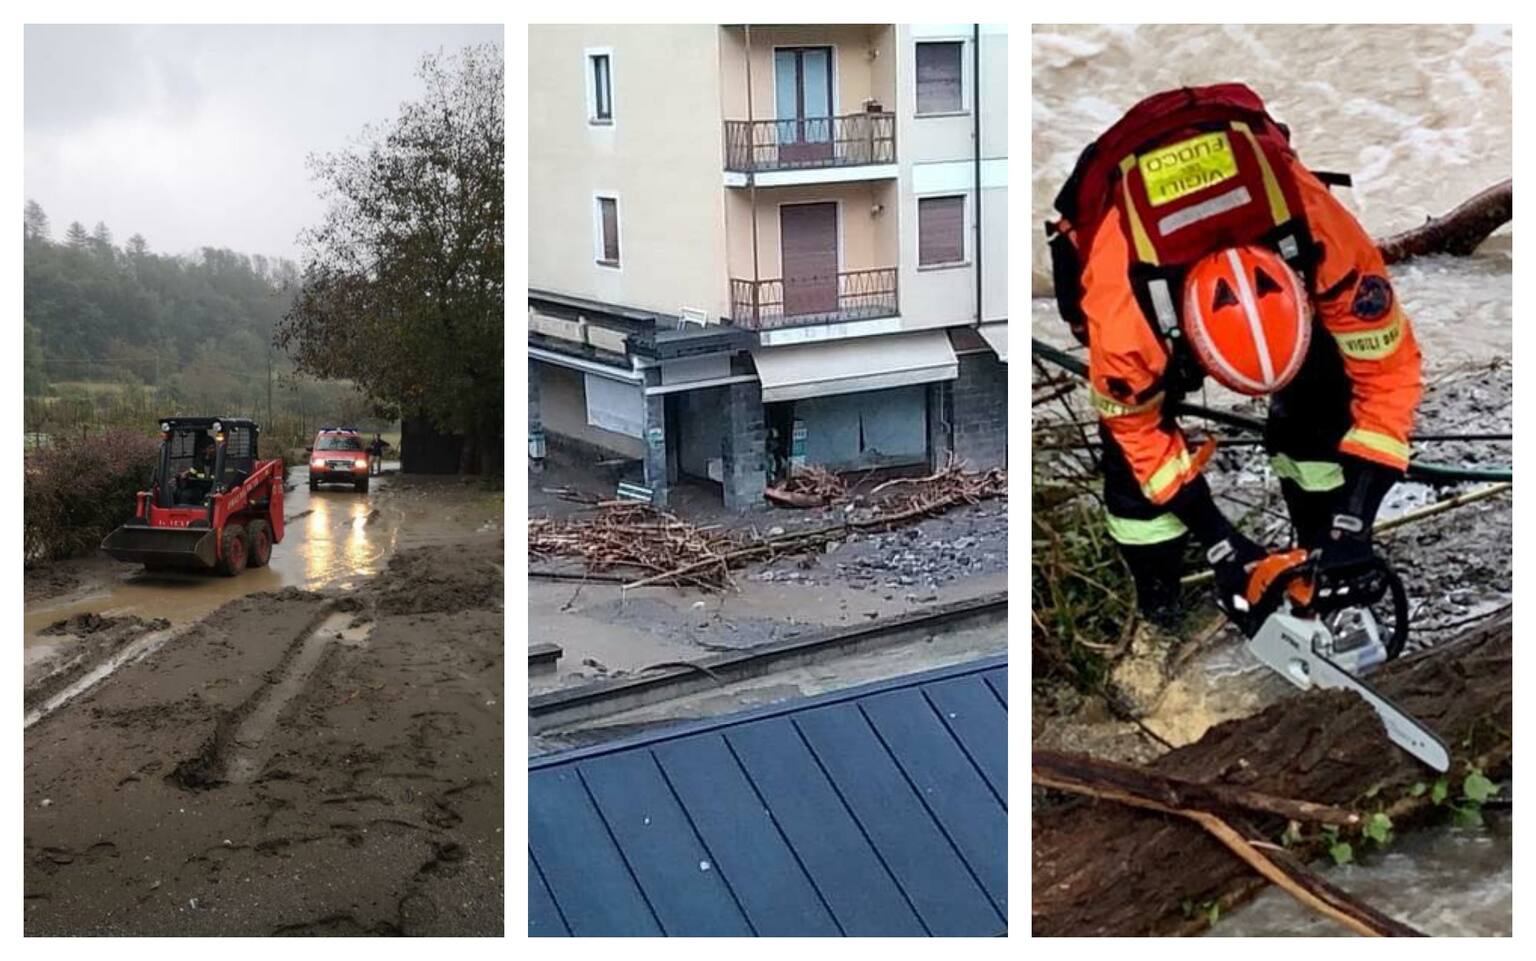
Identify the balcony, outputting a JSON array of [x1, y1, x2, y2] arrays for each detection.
[[729, 267, 898, 331], [723, 112, 896, 184]]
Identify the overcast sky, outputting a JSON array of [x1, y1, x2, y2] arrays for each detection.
[[25, 24, 502, 262]]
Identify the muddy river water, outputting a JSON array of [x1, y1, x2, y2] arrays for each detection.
[[1033, 24, 1512, 936]]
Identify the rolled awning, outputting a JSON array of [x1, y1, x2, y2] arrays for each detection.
[[977, 322, 1008, 362], [751, 330, 958, 403]]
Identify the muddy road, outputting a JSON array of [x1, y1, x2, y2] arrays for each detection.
[[24, 471, 505, 936]]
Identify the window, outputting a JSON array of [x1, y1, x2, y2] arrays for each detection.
[[596, 196, 620, 266], [589, 53, 612, 123], [915, 41, 963, 115], [918, 195, 966, 266]]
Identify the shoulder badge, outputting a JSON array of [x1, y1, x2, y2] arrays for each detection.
[[1351, 275, 1394, 321]]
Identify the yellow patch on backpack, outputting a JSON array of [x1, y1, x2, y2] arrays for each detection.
[[1137, 131, 1238, 207]]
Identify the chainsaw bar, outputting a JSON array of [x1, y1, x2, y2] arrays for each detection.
[[1248, 610, 1450, 772]]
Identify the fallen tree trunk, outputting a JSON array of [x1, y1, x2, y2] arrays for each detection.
[[1378, 179, 1512, 263], [1034, 750, 1362, 827], [1034, 754, 1423, 936], [1032, 617, 1512, 936]]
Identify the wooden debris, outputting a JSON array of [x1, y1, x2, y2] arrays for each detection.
[[1033, 749, 1361, 827], [528, 504, 743, 591], [1378, 179, 1512, 263], [528, 464, 1006, 592], [1032, 617, 1512, 936], [1035, 756, 1423, 936], [1033, 751, 1427, 936], [764, 464, 848, 508]]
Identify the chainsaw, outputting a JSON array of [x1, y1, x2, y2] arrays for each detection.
[[1234, 548, 1450, 772]]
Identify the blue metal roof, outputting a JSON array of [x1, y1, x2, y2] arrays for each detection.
[[529, 655, 1008, 937]]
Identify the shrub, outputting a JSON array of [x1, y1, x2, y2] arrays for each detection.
[[25, 428, 160, 564]]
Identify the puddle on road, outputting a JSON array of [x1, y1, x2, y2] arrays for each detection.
[[24, 470, 403, 654]]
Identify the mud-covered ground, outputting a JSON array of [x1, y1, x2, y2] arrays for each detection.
[[24, 484, 503, 935], [25, 555, 138, 604]]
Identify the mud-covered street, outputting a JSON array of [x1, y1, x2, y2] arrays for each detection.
[[528, 466, 1009, 755], [23, 471, 504, 936]]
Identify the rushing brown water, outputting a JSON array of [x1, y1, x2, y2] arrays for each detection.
[[1031, 24, 1512, 294]]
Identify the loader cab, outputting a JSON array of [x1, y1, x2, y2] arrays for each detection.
[[156, 418, 260, 508]]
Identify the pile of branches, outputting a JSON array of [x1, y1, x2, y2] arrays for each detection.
[[530, 462, 1007, 592], [763, 464, 848, 509], [528, 504, 745, 590], [868, 458, 1006, 516]]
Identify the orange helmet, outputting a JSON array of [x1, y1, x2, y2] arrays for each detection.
[[1181, 245, 1311, 395]]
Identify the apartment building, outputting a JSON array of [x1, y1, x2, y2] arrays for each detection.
[[528, 23, 1007, 510]]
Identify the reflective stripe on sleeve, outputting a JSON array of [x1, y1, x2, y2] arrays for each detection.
[[1141, 448, 1192, 501], [1091, 388, 1163, 419], [1332, 310, 1405, 360], [1270, 454, 1346, 492], [1340, 428, 1411, 464], [1104, 511, 1189, 546]]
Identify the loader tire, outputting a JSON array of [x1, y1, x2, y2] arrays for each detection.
[[218, 525, 248, 577], [246, 520, 272, 568]]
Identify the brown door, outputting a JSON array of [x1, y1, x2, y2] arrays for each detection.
[[780, 202, 839, 318]]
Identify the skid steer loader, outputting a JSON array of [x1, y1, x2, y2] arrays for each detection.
[[101, 417, 285, 576]]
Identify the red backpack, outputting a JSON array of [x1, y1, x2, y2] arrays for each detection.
[[1046, 84, 1349, 349]]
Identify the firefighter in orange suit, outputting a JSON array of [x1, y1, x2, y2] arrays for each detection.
[[1048, 84, 1422, 714]]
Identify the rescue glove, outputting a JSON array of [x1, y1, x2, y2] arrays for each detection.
[[1207, 531, 1267, 627], [1314, 456, 1400, 611], [1165, 476, 1266, 624]]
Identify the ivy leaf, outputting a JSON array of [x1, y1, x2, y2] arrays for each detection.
[[1409, 782, 1427, 797], [1206, 902, 1221, 925], [1329, 841, 1354, 865], [1431, 778, 1449, 805], [1452, 805, 1485, 830], [1365, 812, 1393, 845], [1462, 771, 1498, 803]]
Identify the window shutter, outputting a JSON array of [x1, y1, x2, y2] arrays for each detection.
[[919, 196, 965, 265], [600, 198, 619, 263], [916, 42, 963, 114]]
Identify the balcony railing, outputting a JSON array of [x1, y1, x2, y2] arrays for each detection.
[[723, 112, 896, 173], [730, 268, 898, 330]]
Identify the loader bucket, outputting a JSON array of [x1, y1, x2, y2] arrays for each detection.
[[101, 525, 218, 570]]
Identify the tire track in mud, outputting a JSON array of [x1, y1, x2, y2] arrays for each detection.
[[25, 621, 198, 729]]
